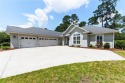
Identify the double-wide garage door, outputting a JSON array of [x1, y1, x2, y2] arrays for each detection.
[[20, 36, 37, 48], [38, 37, 58, 46], [20, 36, 58, 48]]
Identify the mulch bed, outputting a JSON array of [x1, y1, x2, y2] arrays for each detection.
[[0, 48, 15, 52], [110, 49, 125, 52], [70, 46, 124, 51]]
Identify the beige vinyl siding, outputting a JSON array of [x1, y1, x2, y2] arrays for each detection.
[[104, 33, 114, 48], [89, 35, 96, 46], [10, 34, 19, 48]]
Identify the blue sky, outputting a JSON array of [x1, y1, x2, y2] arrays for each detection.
[[0, 0, 125, 31]]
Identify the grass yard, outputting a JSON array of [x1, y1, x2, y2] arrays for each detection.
[[113, 50, 125, 58], [0, 50, 125, 83]]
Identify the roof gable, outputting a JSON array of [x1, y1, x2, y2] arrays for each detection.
[[63, 24, 89, 36]]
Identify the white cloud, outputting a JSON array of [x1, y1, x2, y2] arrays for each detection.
[[43, 0, 89, 13], [18, 22, 33, 28], [24, 14, 38, 24], [23, 8, 48, 28], [35, 9, 48, 27], [0, 27, 6, 31], [20, 0, 89, 28], [49, 15, 54, 20]]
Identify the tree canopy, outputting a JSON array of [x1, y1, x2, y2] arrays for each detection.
[[88, 0, 125, 29], [0, 31, 10, 44], [55, 14, 86, 32], [88, 16, 99, 25], [79, 21, 86, 27]]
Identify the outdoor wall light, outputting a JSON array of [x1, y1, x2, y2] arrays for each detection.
[[13, 35, 16, 38]]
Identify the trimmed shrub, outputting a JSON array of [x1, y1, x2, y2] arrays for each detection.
[[70, 45, 81, 47], [2, 46, 10, 50], [1, 42, 10, 46], [77, 45, 81, 47], [115, 33, 125, 40], [70, 45, 74, 47], [89, 44, 93, 48], [89, 44, 95, 48], [115, 40, 125, 49], [103, 43, 110, 49]]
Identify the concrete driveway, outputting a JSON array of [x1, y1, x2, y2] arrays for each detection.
[[0, 46, 125, 78]]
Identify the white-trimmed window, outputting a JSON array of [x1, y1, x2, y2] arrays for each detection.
[[33, 38, 35, 40], [42, 38, 44, 40], [21, 37, 24, 39], [73, 34, 80, 44], [29, 38, 32, 39], [97, 35, 102, 43], [25, 37, 28, 39]]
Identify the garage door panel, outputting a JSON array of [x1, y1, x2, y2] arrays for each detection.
[[20, 36, 37, 48], [38, 40, 46, 46], [20, 36, 58, 48], [38, 37, 58, 46]]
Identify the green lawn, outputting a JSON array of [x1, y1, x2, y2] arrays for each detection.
[[113, 50, 125, 58], [0, 50, 125, 83]]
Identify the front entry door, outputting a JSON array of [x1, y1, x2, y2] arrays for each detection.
[[96, 35, 103, 47], [66, 37, 69, 45]]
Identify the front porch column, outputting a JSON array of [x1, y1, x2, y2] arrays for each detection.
[[62, 37, 65, 46]]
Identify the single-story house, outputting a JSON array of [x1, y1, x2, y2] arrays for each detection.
[[6, 23, 118, 48]]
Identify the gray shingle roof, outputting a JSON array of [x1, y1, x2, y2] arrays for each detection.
[[6, 26, 62, 37], [82, 25, 118, 34]]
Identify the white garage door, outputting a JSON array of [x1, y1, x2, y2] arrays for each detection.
[[38, 37, 58, 46], [20, 36, 37, 48]]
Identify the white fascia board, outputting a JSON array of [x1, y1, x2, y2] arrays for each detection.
[[62, 24, 90, 37], [63, 24, 74, 35], [78, 27, 90, 33]]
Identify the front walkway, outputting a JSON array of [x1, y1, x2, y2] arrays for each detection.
[[0, 46, 125, 78]]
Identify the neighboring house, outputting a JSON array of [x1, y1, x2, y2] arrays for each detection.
[[6, 24, 118, 48]]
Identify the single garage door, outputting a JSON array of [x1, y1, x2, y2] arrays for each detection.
[[20, 36, 37, 48], [38, 37, 58, 46]]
